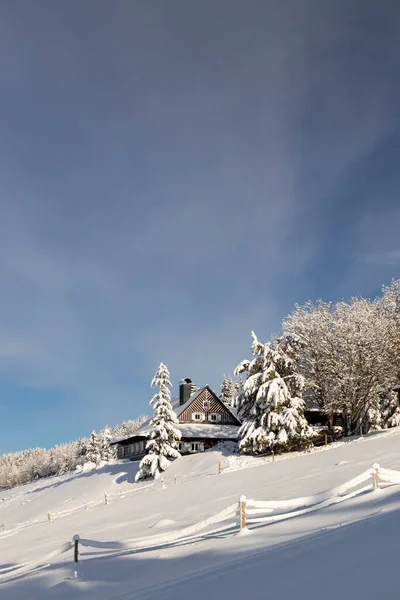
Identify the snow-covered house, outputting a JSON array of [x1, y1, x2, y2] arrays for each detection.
[[111, 378, 241, 460]]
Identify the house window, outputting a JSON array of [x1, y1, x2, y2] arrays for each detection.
[[203, 399, 210, 411], [122, 443, 145, 457], [193, 412, 205, 421], [190, 442, 204, 453], [209, 413, 221, 423], [178, 442, 184, 451]]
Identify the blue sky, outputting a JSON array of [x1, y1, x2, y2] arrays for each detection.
[[1, 1, 399, 453]]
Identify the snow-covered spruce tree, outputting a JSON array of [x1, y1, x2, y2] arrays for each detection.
[[99, 426, 116, 461], [231, 376, 244, 409], [76, 437, 90, 461], [86, 430, 101, 465], [135, 363, 181, 482], [234, 332, 314, 455], [220, 375, 237, 405]]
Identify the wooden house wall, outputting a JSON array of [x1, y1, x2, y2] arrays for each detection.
[[304, 409, 344, 428], [179, 387, 238, 424], [116, 435, 147, 460], [178, 436, 234, 455]]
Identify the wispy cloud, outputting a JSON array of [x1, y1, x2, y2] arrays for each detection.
[[360, 250, 400, 266]]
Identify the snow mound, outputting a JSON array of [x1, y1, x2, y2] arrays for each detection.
[[150, 518, 177, 529], [112, 472, 128, 484], [81, 461, 97, 473], [235, 526, 252, 537]]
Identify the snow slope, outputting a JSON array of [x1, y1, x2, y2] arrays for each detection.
[[2, 429, 400, 599]]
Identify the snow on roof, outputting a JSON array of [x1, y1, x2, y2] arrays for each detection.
[[177, 423, 239, 439], [113, 422, 239, 443]]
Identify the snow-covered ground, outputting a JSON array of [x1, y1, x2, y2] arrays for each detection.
[[2, 428, 400, 599]]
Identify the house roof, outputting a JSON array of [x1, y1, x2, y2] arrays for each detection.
[[111, 422, 239, 444]]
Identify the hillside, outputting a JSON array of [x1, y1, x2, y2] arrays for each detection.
[[2, 429, 400, 599]]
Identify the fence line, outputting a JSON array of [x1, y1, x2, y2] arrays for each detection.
[[72, 463, 400, 560], [79, 502, 238, 553], [2, 463, 400, 583], [236, 462, 400, 531], [0, 480, 156, 537]]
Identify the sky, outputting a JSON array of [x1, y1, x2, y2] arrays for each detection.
[[0, 0, 399, 453]]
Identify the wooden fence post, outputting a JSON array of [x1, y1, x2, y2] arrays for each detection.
[[47, 512, 51, 522], [218, 460, 222, 474], [373, 463, 380, 489], [239, 495, 246, 530], [73, 534, 80, 564], [1, 524, 4, 533], [271, 451, 275, 463], [324, 434, 328, 447], [104, 493, 108, 506], [174, 475, 177, 484]]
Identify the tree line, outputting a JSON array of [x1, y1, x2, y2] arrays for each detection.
[[0, 417, 146, 490], [232, 278, 400, 453]]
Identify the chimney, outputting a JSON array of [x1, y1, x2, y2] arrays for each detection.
[[179, 378, 195, 405]]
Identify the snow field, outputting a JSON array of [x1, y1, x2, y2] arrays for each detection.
[[2, 427, 400, 599]]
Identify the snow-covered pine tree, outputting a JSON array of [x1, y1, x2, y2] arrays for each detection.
[[135, 363, 181, 481], [99, 426, 116, 461], [235, 332, 314, 454], [76, 436, 89, 459], [231, 376, 244, 410], [86, 430, 101, 465], [234, 331, 266, 422], [220, 375, 237, 405]]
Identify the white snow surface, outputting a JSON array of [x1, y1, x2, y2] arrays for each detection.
[[113, 422, 239, 443], [2, 428, 400, 599]]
